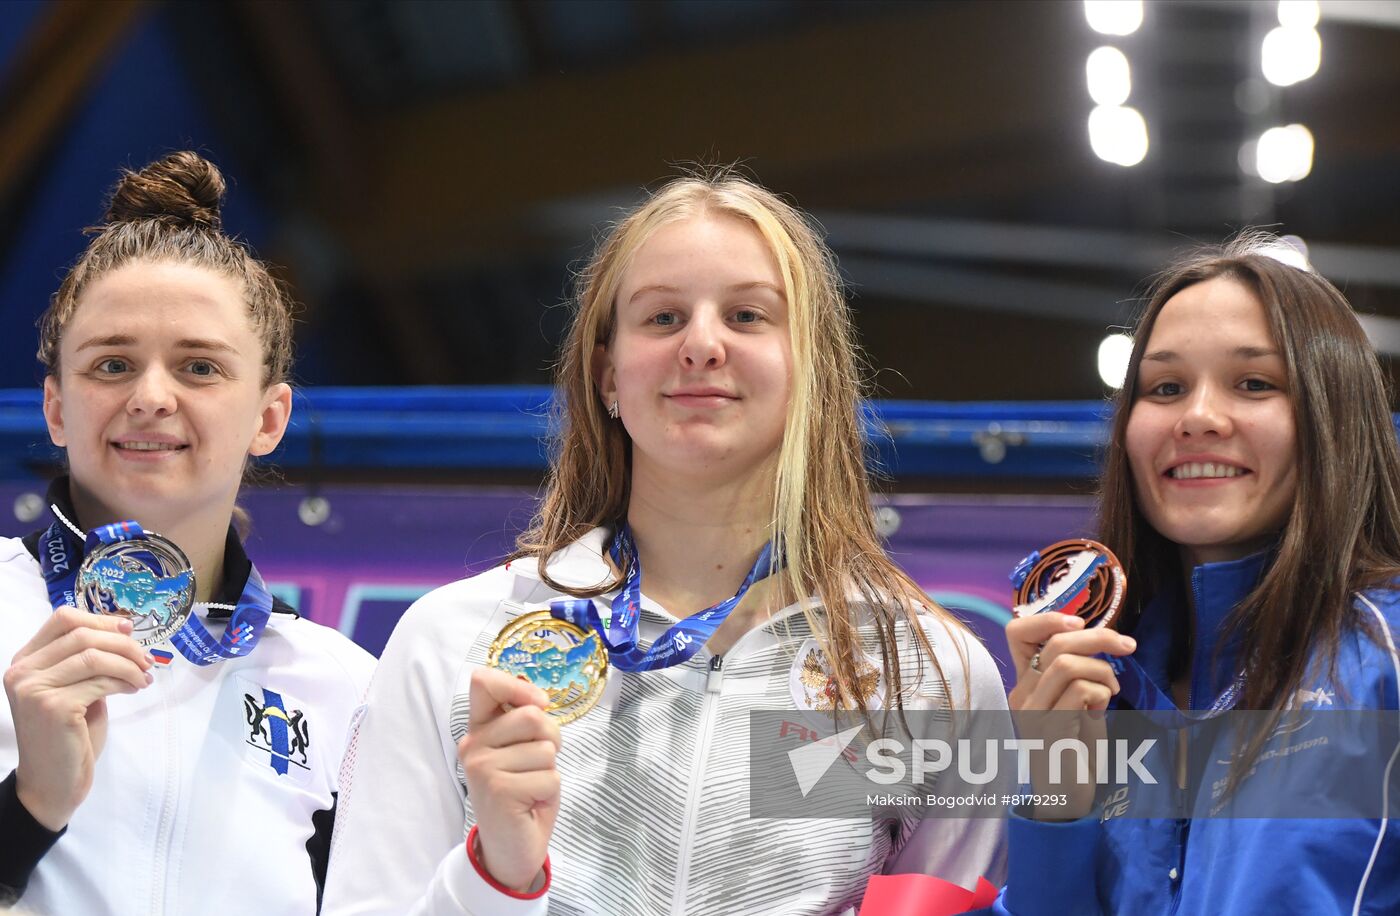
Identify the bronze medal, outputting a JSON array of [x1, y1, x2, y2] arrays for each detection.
[[1011, 538, 1126, 630]]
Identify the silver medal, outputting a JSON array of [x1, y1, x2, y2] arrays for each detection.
[[75, 533, 195, 648]]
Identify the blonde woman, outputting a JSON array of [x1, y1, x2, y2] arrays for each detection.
[[324, 172, 1007, 914]]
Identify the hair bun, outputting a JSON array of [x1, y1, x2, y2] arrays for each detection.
[[104, 151, 225, 230]]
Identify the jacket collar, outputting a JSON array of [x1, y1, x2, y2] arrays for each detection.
[[21, 475, 292, 618], [1132, 550, 1270, 709], [507, 526, 618, 592]]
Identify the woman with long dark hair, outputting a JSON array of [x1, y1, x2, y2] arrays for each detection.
[[997, 236, 1400, 915]]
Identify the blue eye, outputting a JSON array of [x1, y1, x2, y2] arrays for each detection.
[[733, 309, 761, 324], [1148, 381, 1182, 397], [187, 360, 216, 377], [653, 312, 678, 327], [96, 358, 129, 375]]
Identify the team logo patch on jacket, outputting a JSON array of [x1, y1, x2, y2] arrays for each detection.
[[238, 676, 312, 779], [1292, 686, 1335, 708], [789, 638, 883, 711]]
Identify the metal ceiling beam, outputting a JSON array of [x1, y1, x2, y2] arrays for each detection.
[[357, 1, 1082, 273], [1318, 1, 1400, 29], [821, 212, 1400, 290], [844, 250, 1400, 358], [840, 230, 1400, 357], [820, 214, 1175, 276], [1175, 0, 1400, 29], [838, 256, 1136, 329]]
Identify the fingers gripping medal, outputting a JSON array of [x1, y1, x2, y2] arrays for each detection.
[[75, 525, 195, 648], [1010, 539, 1126, 630], [487, 610, 609, 725]]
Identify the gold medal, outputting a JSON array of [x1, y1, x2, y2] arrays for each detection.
[[487, 610, 608, 724]]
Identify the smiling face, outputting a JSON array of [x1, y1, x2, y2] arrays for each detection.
[[1125, 276, 1299, 566], [596, 212, 793, 485], [42, 260, 291, 530]]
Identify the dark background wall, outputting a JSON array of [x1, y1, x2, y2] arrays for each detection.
[[1, 0, 1398, 400]]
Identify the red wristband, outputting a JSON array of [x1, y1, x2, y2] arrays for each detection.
[[465, 824, 551, 900]]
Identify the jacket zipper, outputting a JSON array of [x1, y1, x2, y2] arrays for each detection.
[[1169, 570, 1207, 914], [671, 654, 724, 916], [150, 675, 179, 916]]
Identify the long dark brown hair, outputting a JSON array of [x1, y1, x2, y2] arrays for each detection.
[[1100, 234, 1400, 722]]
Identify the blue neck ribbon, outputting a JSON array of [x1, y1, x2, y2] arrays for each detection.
[[1110, 654, 1244, 725], [38, 511, 272, 667], [549, 525, 780, 672]]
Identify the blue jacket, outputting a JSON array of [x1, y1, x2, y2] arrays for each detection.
[[992, 552, 1400, 916]]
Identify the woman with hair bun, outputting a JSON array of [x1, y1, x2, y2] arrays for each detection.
[[0, 152, 374, 914], [324, 171, 1008, 914]]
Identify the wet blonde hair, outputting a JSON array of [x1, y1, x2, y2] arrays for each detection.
[[516, 168, 967, 712]]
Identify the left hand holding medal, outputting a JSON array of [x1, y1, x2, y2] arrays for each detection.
[[458, 666, 561, 894]]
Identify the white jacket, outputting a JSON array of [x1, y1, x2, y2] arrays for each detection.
[[324, 529, 1008, 915], [0, 534, 375, 916]]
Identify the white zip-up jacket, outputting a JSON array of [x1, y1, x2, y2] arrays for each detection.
[[324, 529, 1008, 915], [0, 529, 375, 916]]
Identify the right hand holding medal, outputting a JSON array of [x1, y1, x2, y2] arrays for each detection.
[[3, 607, 155, 831], [1007, 613, 1134, 714], [1006, 541, 1137, 818], [459, 666, 562, 893]]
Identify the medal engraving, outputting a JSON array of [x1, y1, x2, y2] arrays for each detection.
[[488, 610, 608, 724], [1011, 538, 1126, 630], [75, 534, 195, 648]]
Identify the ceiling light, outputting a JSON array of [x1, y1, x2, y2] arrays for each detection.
[[1262, 25, 1321, 86], [1086, 46, 1132, 106], [1098, 334, 1134, 389], [1255, 124, 1314, 183], [1088, 105, 1149, 167], [1084, 0, 1143, 36]]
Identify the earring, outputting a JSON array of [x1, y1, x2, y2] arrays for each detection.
[[608, 400, 620, 419]]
